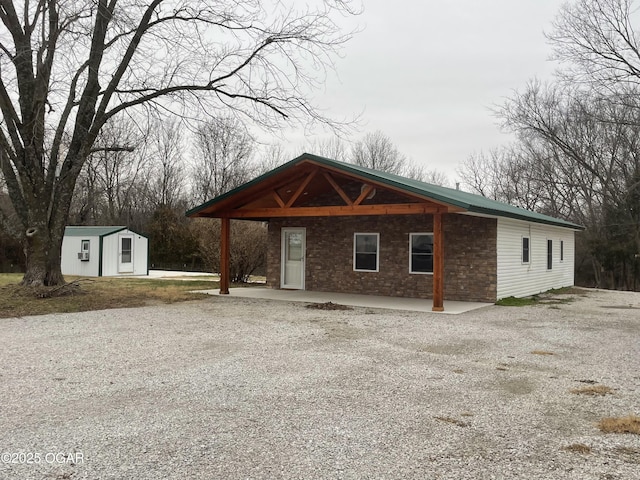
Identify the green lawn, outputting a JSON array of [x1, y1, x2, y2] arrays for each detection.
[[0, 274, 219, 318]]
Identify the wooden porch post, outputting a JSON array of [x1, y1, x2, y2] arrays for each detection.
[[432, 212, 444, 311], [220, 217, 230, 294]]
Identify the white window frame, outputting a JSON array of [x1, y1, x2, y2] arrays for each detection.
[[353, 233, 379, 272], [409, 232, 434, 275], [81, 239, 90, 252], [522, 236, 530, 264]]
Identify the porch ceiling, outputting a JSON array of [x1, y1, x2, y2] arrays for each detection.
[[188, 157, 463, 220]]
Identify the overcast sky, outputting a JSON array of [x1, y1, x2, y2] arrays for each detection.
[[281, 0, 566, 182]]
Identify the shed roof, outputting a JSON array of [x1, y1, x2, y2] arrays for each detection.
[[64, 226, 128, 237], [186, 153, 583, 230]]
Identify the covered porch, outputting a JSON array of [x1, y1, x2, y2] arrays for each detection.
[[187, 154, 469, 312]]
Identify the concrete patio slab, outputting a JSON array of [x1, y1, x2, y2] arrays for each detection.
[[195, 287, 493, 314]]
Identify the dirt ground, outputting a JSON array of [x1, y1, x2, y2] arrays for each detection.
[[0, 288, 639, 479]]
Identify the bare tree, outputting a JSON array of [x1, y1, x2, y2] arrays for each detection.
[[305, 136, 349, 162], [70, 117, 149, 225], [402, 162, 450, 186], [255, 143, 290, 175], [548, 0, 640, 89], [350, 131, 408, 175], [0, 0, 357, 285], [147, 119, 186, 209], [191, 117, 254, 202]]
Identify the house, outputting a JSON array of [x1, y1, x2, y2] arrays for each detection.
[[186, 154, 583, 311], [61, 226, 148, 277]]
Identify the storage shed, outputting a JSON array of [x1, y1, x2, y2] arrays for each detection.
[[61, 226, 148, 277], [187, 154, 583, 311]]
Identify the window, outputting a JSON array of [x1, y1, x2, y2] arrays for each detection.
[[81, 240, 90, 252], [522, 237, 530, 264], [560, 240, 564, 262], [547, 239, 553, 270], [286, 232, 303, 261], [354, 233, 379, 272], [121, 237, 132, 264], [410, 233, 434, 274]]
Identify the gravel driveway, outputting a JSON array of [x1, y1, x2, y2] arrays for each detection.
[[1, 289, 639, 479]]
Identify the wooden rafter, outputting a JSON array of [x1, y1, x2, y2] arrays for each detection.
[[285, 169, 318, 208], [272, 190, 285, 208], [305, 159, 455, 209], [354, 184, 374, 205], [322, 172, 353, 206]]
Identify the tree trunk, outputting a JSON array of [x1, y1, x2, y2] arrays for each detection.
[[20, 222, 66, 286], [19, 180, 73, 287]]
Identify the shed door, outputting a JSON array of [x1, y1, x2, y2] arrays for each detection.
[[281, 228, 305, 289], [118, 234, 134, 273]]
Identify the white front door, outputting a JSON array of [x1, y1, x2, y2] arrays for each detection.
[[118, 234, 134, 273], [281, 228, 305, 289]]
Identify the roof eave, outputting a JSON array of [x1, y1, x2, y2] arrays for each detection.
[[466, 207, 584, 230], [186, 153, 584, 230]]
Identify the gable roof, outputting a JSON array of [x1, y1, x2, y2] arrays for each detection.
[[64, 226, 129, 237], [186, 153, 583, 230]]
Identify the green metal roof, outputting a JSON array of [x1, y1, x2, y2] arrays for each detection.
[[186, 153, 584, 230], [64, 226, 128, 237]]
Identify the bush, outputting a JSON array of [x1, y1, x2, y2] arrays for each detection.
[[191, 219, 267, 282]]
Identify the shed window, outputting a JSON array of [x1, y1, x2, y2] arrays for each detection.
[[121, 237, 132, 264], [547, 239, 553, 270], [81, 240, 90, 252], [410, 233, 434, 274], [522, 237, 530, 264], [354, 233, 379, 272], [560, 240, 564, 262]]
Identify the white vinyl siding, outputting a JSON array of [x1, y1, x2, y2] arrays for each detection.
[[61, 235, 100, 276], [101, 229, 148, 276], [497, 218, 575, 299]]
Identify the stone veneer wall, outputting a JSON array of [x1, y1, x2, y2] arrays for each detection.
[[266, 214, 497, 302]]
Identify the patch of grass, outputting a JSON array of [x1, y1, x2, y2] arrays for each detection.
[[434, 416, 469, 427], [496, 287, 586, 307], [598, 415, 640, 435], [0, 273, 22, 287], [531, 350, 555, 356], [570, 385, 614, 396], [562, 443, 592, 454], [546, 287, 572, 295], [495, 296, 538, 306], [0, 275, 219, 318]]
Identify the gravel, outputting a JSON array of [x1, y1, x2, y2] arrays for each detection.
[[1, 288, 639, 479]]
